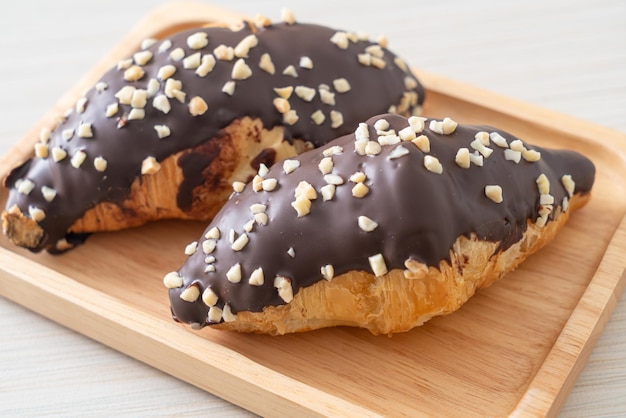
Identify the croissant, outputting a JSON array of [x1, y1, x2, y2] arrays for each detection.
[[2, 12, 424, 253], [166, 113, 595, 335]]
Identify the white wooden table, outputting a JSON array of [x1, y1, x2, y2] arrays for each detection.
[[0, 1, 624, 416]]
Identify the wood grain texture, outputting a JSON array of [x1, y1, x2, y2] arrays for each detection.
[[0, 1, 624, 416]]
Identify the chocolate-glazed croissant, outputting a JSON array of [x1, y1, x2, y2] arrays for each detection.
[[2, 12, 424, 252], [167, 113, 594, 335]]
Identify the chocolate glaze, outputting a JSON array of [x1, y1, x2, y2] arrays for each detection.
[[4, 20, 423, 252], [169, 114, 595, 326]]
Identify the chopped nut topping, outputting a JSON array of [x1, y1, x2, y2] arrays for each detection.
[[522, 149, 541, 162], [164, 78, 185, 102], [95, 81, 108, 93], [222, 81, 236, 96], [249, 267, 265, 286], [394, 56, 408, 72], [39, 127, 51, 143], [322, 146, 343, 156], [321, 264, 334, 281], [333, 78, 351, 93], [299, 56, 313, 69], [562, 197, 570, 212], [41, 186, 57, 202], [282, 65, 298, 78], [287, 247, 296, 258], [424, 155, 443, 174], [349, 172, 366, 183], [318, 157, 333, 175], [231, 233, 249, 251], [319, 88, 335, 105], [324, 174, 344, 185], [254, 212, 269, 226], [105, 103, 119, 118], [163, 271, 183, 289], [262, 178, 278, 191], [196, 54, 216, 77], [294, 86, 316, 102], [358, 216, 378, 232], [273, 97, 290, 114], [202, 239, 217, 254], [311, 110, 325, 125], [281, 8, 295, 24], [504, 149, 522, 163], [399, 126, 416, 141], [258, 163, 269, 177], [254, 13, 272, 28], [184, 241, 198, 255], [365, 44, 384, 58], [258, 52, 275, 75], [188, 96, 208, 116], [34, 143, 48, 159], [365, 141, 382, 156], [234, 34, 258, 58], [371, 56, 386, 69], [17, 179, 35, 195], [115, 86, 136, 104], [509, 139, 525, 152], [70, 150, 87, 168], [408, 116, 426, 133], [93, 156, 107, 172], [27, 206, 45, 222], [202, 288, 218, 307], [133, 50, 153, 66], [252, 175, 263, 192], [117, 58, 133, 70], [388, 145, 409, 159], [455, 148, 471, 168], [152, 95, 171, 114], [378, 134, 400, 146], [274, 86, 293, 99], [465, 151, 482, 167], [76, 97, 87, 114], [357, 53, 372, 66], [232, 181, 245, 193], [489, 132, 509, 148], [411, 135, 431, 153], [330, 31, 349, 49], [124, 65, 145, 82], [158, 39, 173, 53], [131, 89, 148, 108], [213, 45, 234, 61], [222, 305, 236, 322], [232, 59, 252, 80], [291, 196, 312, 217], [141, 156, 161, 175], [250, 203, 266, 214], [281, 160, 299, 175], [141, 38, 157, 49], [540, 194, 555, 205], [475, 131, 490, 146], [470, 138, 493, 158], [61, 128, 74, 141], [485, 185, 504, 203], [207, 306, 223, 322], [205, 255, 216, 265], [180, 285, 200, 302], [154, 124, 171, 139], [187, 32, 209, 49], [355, 122, 370, 141], [561, 175, 575, 197], [374, 119, 389, 131], [352, 182, 369, 198], [128, 108, 145, 120], [51, 147, 67, 162], [320, 184, 336, 201], [369, 253, 388, 277], [330, 110, 344, 128], [274, 276, 294, 303], [404, 76, 418, 90], [157, 64, 177, 80], [295, 181, 317, 200], [536, 174, 550, 195], [283, 109, 299, 125], [243, 219, 255, 233]]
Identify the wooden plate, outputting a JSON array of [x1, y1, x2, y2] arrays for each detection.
[[1, 3, 625, 416]]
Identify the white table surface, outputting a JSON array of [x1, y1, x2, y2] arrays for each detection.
[[1, 1, 624, 416]]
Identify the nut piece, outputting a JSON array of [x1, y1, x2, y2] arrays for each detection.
[[222, 81, 236, 96], [207, 306, 223, 323], [274, 86, 293, 99], [330, 110, 343, 128], [561, 174, 575, 197], [320, 184, 336, 201], [281, 8, 296, 24], [128, 109, 145, 120], [311, 110, 325, 125], [202, 239, 217, 254], [295, 86, 316, 102], [273, 97, 290, 114], [330, 31, 349, 49], [158, 64, 177, 80], [232, 59, 252, 80], [17, 179, 35, 195], [70, 150, 87, 168], [423, 155, 443, 174], [259, 52, 275, 75], [455, 148, 470, 168], [231, 233, 249, 251], [321, 264, 334, 281], [282, 65, 298, 78], [291, 196, 312, 217], [51, 147, 67, 162], [189, 96, 208, 116], [196, 54, 216, 77], [105, 103, 119, 118], [536, 174, 550, 195], [232, 181, 246, 192], [333, 78, 351, 93], [352, 182, 369, 198], [93, 156, 107, 172], [274, 276, 294, 303], [187, 32, 209, 49], [77, 122, 93, 138], [141, 156, 161, 175], [234, 34, 258, 58], [184, 241, 198, 255], [133, 50, 153, 66], [248, 267, 265, 286], [202, 288, 218, 307], [163, 271, 183, 289], [124, 65, 145, 82], [485, 185, 503, 203], [283, 110, 299, 125], [180, 286, 200, 302], [358, 216, 378, 232], [490, 132, 509, 148], [34, 143, 48, 159], [299, 56, 313, 69], [368, 253, 388, 277], [226, 263, 242, 283], [28, 206, 46, 222], [318, 157, 334, 175], [41, 186, 57, 202], [504, 149, 522, 163], [154, 125, 171, 139], [153, 95, 171, 114], [412, 135, 430, 153]]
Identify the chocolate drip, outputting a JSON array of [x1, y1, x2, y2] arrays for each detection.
[[169, 114, 595, 326], [5, 21, 423, 252]]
